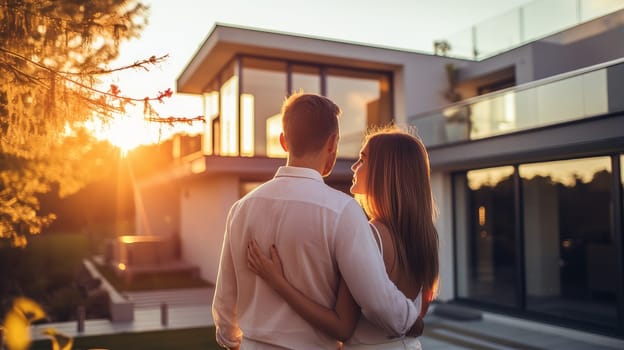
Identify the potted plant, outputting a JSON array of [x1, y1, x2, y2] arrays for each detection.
[[442, 63, 471, 142]]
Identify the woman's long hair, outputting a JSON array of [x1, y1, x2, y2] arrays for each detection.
[[360, 126, 439, 301]]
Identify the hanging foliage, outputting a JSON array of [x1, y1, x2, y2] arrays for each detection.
[[0, 1, 202, 246]]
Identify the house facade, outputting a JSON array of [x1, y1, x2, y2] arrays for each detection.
[[135, 5, 624, 338]]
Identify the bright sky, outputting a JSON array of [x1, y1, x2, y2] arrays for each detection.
[[96, 0, 535, 150]]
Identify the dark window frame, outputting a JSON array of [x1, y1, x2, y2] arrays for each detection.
[[451, 153, 624, 337]]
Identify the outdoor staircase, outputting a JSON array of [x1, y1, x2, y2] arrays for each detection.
[[122, 287, 214, 309]]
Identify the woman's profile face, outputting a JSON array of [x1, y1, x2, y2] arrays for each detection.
[[350, 144, 369, 195]]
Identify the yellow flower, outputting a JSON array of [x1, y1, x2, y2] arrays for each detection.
[[2, 297, 46, 350], [43, 328, 74, 350]]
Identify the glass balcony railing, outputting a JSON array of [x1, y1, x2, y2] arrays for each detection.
[[436, 0, 624, 60], [408, 58, 624, 147]]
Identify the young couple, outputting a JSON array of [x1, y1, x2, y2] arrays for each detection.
[[213, 93, 439, 350]]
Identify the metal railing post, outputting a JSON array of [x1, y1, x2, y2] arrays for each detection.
[[161, 302, 168, 327], [77, 305, 85, 333]]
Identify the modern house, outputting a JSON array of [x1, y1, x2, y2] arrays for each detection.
[[134, 1, 624, 338]]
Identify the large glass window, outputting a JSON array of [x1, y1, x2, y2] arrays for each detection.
[[241, 58, 287, 157], [220, 62, 238, 156], [203, 57, 393, 158], [520, 157, 616, 326], [327, 68, 392, 158], [202, 81, 219, 155], [456, 166, 517, 307], [292, 65, 320, 94], [266, 113, 286, 158]]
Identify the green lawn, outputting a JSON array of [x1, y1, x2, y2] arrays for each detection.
[[0, 233, 91, 320], [30, 327, 221, 350]]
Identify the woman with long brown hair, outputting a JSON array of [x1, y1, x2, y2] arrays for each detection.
[[247, 126, 439, 349]]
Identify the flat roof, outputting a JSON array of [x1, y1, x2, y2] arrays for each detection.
[[176, 23, 426, 94]]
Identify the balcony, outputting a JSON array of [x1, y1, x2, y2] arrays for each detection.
[[409, 58, 624, 148]]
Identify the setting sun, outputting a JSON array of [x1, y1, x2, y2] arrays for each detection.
[[85, 98, 204, 155], [86, 115, 160, 155]]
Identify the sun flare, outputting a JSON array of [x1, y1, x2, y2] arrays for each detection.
[[86, 115, 161, 156]]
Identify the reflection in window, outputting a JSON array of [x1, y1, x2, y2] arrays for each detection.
[[220, 75, 238, 156], [266, 113, 286, 158], [202, 89, 219, 155], [242, 58, 287, 157], [292, 65, 320, 94], [456, 166, 517, 307], [241, 93, 254, 156], [520, 157, 615, 327], [327, 68, 392, 158], [470, 92, 517, 139], [202, 57, 394, 158]]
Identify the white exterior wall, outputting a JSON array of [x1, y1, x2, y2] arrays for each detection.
[[398, 57, 461, 122], [430, 171, 454, 302], [180, 176, 240, 283], [135, 183, 179, 237]]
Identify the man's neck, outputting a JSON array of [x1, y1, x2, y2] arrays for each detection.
[[287, 156, 324, 175]]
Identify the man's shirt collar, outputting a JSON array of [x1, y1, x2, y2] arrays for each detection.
[[275, 166, 324, 182]]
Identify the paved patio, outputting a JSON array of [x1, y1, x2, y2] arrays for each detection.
[[30, 288, 624, 349]]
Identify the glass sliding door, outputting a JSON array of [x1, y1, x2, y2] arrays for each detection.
[[456, 166, 518, 307], [520, 157, 616, 327]]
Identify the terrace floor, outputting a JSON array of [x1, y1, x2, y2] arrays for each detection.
[[30, 287, 624, 349]]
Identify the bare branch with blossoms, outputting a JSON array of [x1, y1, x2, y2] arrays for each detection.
[[0, 0, 205, 247], [1, 45, 205, 130]]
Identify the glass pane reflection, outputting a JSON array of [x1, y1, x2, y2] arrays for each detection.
[[292, 65, 320, 94], [220, 62, 238, 156], [241, 58, 287, 157], [327, 68, 391, 158], [520, 157, 616, 327], [457, 166, 517, 307], [202, 81, 219, 155]]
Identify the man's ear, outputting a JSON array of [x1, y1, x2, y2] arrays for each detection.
[[279, 132, 288, 152], [327, 133, 339, 153]]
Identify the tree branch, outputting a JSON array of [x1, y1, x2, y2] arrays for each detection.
[[0, 47, 199, 118]]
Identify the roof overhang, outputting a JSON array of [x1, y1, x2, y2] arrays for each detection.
[[177, 24, 409, 94]]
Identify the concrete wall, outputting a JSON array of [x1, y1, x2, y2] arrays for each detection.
[[180, 176, 240, 283], [458, 45, 535, 86], [430, 171, 455, 301], [135, 182, 179, 237], [532, 17, 624, 80], [397, 54, 468, 123]]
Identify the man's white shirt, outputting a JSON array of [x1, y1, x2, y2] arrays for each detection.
[[212, 166, 419, 349]]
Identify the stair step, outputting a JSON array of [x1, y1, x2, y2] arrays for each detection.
[[123, 288, 214, 308]]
